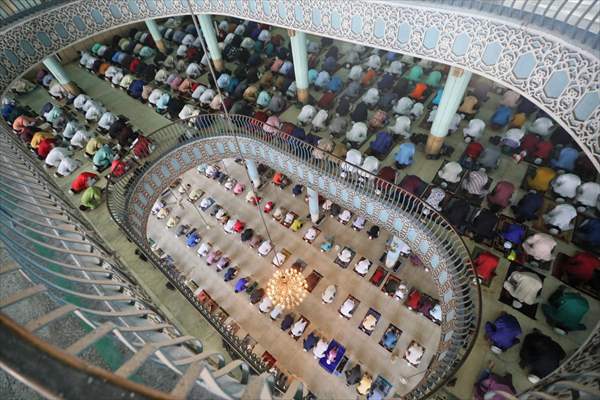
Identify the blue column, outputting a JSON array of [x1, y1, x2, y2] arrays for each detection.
[[198, 14, 224, 71], [289, 29, 309, 103], [145, 19, 167, 53], [246, 160, 260, 189], [307, 188, 320, 223], [426, 66, 472, 155], [42, 55, 79, 95]]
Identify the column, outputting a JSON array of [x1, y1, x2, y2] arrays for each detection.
[[306, 188, 320, 223], [426, 66, 472, 156], [198, 14, 224, 71], [42, 55, 80, 95], [246, 159, 261, 189], [145, 19, 167, 54], [288, 29, 309, 104]]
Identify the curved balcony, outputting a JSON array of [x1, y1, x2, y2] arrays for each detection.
[[106, 113, 481, 399], [0, 0, 598, 169]]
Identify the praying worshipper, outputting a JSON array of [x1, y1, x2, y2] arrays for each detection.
[[501, 90, 520, 108], [473, 251, 499, 283], [92, 144, 115, 171], [84, 136, 108, 159], [390, 116, 411, 138], [73, 94, 90, 110], [70, 172, 98, 194], [394, 143, 415, 168], [356, 373, 373, 396], [542, 286, 589, 333], [458, 95, 478, 116], [69, 127, 94, 150], [501, 128, 525, 151], [462, 119, 485, 142], [30, 130, 54, 150], [131, 135, 154, 159], [44, 146, 71, 169], [321, 285, 336, 304], [313, 338, 329, 359], [504, 271, 543, 307], [423, 187, 446, 214], [83, 100, 104, 122], [55, 156, 80, 177], [298, 104, 316, 125], [393, 97, 414, 115], [367, 225, 380, 240], [97, 111, 117, 132], [345, 364, 362, 385], [523, 233, 557, 262], [486, 181, 514, 211], [405, 341, 425, 366], [361, 313, 378, 332], [410, 102, 424, 119], [527, 166, 556, 192], [12, 114, 37, 135], [574, 218, 600, 248], [351, 102, 369, 122], [328, 115, 347, 136], [485, 313, 522, 352], [575, 182, 600, 210], [438, 161, 463, 184], [477, 145, 501, 169], [551, 173, 581, 200], [473, 368, 516, 400], [470, 209, 499, 241], [443, 198, 470, 228], [460, 141, 484, 169], [557, 252, 600, 287], [361, 88, 380, 107], [48, 81, 69, 100], [512, 191, 544, 222], [79, 186, 103, 211], [543, 204, 577, 233], [291, 318, 308, 338], [304, 227, 318, 242], [36, 137, 55, 159], [490, 105, 513, 129], [314, 70, 331, 90], [529, 117, 554, 137], [346, 122, 368, 146], [302, 331, 319, 352], [234, 277, 249, 293], [551, 146, 579, 172], [312, 109, 329, 131], [198, 88, 215, 107], [348, 65, 363, 81], [519, 330, 565, 379], [340, 297, 356, 318]]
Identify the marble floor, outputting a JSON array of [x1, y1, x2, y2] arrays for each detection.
[[147, 160, 440, 398], [11, 21, 600, 398]]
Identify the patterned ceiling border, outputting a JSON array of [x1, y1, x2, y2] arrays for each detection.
[[0, 0, 598, 169]]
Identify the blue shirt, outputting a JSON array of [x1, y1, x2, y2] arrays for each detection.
[[234, 278, 248, 292], [382, 330, 398, 348], [217, 73, 231, 89], [491, 105, 513, 126], [308, 69, 318, 84], [303, 332, 318, 350], [156, 93, 170, 110], [314, 71, 330, 88], [515, 192, 543, 220], [256, 91, 271, 107], [92, 145, 114, 168], [186, 232, 200, 247], [432, 89, 444, 106], [395, 143, 415, 166], [577, 219, 600, 246], [485, 314, 521, 350], [501, 223, 526, 244], [551, 147, 578, 171], [327, 76, 343, 92], [323, 56, 337, 73]]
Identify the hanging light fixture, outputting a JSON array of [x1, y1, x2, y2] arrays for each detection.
[[266, 268, 308, 310]]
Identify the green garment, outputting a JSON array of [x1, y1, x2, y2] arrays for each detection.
[[81, 187, 102, 209], [542, 288, 589, 331], [91, 43, 102, 55], [406, 65, 423, 82], [425, 71, 442, 87], [139, 46, 155, 59]]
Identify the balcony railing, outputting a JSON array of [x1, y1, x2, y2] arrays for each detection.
[[422, 0, 600, 49], [0, 0, 72, 28], [106, 113, 482, 399]]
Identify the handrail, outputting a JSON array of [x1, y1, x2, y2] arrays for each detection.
[[106, 113, 482, 399], [0, 0, 72, 28]]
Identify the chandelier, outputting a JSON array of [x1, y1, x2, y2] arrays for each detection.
[[266, 268, 308, 310]]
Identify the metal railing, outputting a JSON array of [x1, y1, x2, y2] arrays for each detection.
[[425, 0, 600, 49], [106, 113, 482, 399], [0, 124, 257, 399]]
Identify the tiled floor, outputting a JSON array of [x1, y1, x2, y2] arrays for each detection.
[[12, 20, 599, 398]]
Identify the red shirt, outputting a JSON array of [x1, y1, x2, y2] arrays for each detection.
[[474, 251, 499, 280], [519, 133, 540, 153], [317, 92, 336, 109], [465, 142, 484, 159], [563, 252, 600, 283], [533, 141, 554, 160], [400, 175, 422, 195], [110, 160, 127, 177], [406, 290, 422, 309], [409, 83, 427, 101], [71, 172, 98, 192], [37, 138, 55, 158], [133, 135, 152, 158]]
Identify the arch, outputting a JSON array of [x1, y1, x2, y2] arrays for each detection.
[[0, 0, 598, 168]]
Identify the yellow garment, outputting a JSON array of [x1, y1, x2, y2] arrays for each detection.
[[30, 131, 53, 149], [510, 112, 527, 128], [290, 219, 303, 232], [527, 167, 557, 192], [458, 95, 478, 114], [85, 137, 106, 155]]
